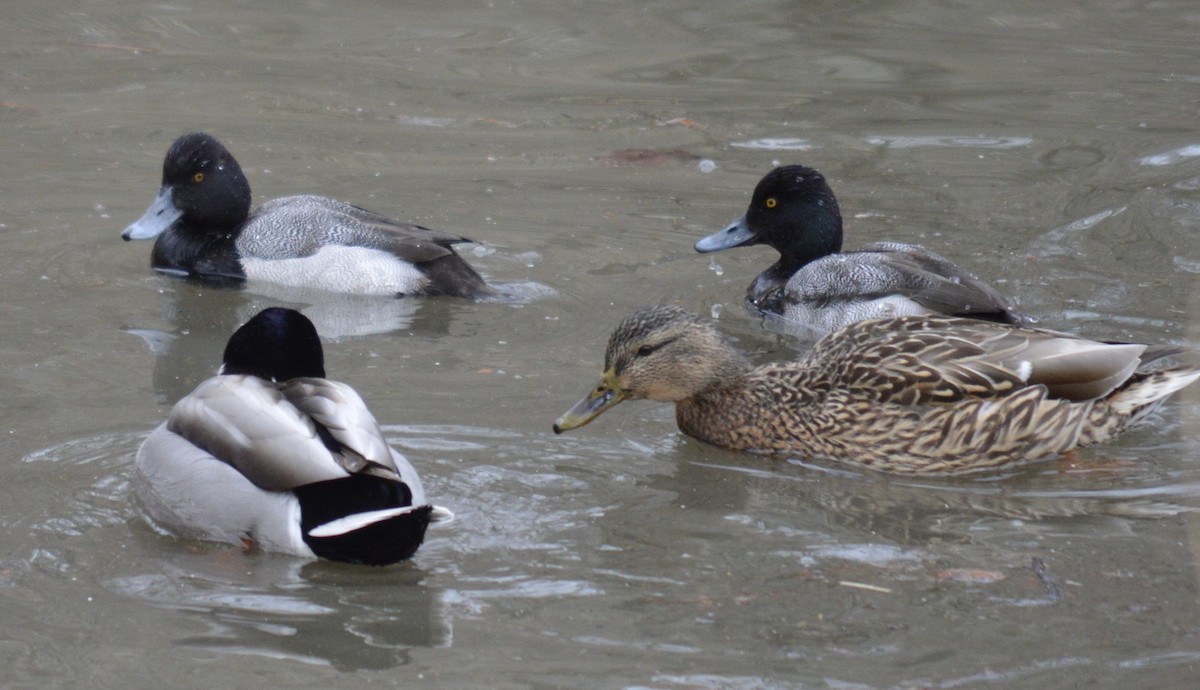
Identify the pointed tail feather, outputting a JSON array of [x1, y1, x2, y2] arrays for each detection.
[[1108, 368, 1200, 417]]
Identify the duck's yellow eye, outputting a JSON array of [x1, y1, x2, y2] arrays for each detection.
[[193, 172, 204, 183], [765, 197, 777, 208]]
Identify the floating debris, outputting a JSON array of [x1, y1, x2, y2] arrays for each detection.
[[659, 117, 702, 129], [600, 149, 698, 166], [838, 581, 892, 594], [864, 135, 1032, 149], [935, 568, 1007, 584], [730, 138, 812, 151]]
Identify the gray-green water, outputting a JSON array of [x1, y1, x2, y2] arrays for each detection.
[[2, 1, 1199, 687]]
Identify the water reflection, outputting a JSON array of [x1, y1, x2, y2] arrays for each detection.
[[123, 278, 445, 405], [863, 134, 1033, 149], [124, 271, 555, 404], [730, 138, 814, 151], [106, 555, 451, 671], [644, 447, 1198, 547], [17, 427, 454, 672], [1139, 143, 1200, 167]]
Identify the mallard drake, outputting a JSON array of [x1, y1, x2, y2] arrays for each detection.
[[553, 305, 1199, 475], [122, 132, 492, 298], [134, 307, 453, 564], [694, 165, 1027, 333]]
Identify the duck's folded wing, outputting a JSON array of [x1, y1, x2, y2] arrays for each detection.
[[244, 196, 471, 263], [167, 376, 348, 490], [323, 198, 474, 262], [831, 243, 1021, 320], [283, 379, 430, 502], [805, 316, 1147, 405], [280, 378, 401, 476]]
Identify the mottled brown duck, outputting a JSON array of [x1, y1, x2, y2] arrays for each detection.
[[553, 305, 1199, 475]]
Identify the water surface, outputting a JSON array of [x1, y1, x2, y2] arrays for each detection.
[[2, 1, 1199, 688]]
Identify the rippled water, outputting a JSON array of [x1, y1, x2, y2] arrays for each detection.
[[3, 1, 1200, 688]]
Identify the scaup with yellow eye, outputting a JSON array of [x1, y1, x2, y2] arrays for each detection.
[[123, 132, 491, 298], [695, 165, 1028, 333]]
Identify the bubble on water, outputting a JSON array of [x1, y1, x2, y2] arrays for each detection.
[[710, 303, 723, 319], [708, 257, 723, 276], [698, 159, 716, 173]]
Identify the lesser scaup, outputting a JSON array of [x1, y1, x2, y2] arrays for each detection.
[[123, 132, 491, 298], [694, 165, 1028, 333]]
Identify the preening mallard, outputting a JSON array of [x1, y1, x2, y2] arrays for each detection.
[[122, 132, 492, 298], [554, 305, 1199, 475], [134, 307, 452, 564], [694, 165, 1027, 333]]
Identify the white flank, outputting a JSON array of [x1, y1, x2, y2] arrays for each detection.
[[284, 496, 316, 557], [241, 245, 427, 295]]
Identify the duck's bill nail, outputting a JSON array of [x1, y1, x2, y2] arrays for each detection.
[[693, 213, 757, 253], [553, 377, 625, 434], [122, 187, 183, 241]]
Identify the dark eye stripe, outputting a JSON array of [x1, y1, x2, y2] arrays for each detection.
[[636, 337, 677, 358]]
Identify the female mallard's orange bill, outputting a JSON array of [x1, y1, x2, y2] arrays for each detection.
[[553, 370, 625, 433]]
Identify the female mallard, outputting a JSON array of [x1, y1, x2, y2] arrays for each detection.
[[553, 305, 1199, 475], [122, 132, 491, 298], [694, 165, 1027, 333], [134, 307, 452, 564]]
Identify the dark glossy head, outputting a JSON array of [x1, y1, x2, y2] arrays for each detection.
[[695, 165, 843, 266], [161, 132, 252, 228], [222, 307, 326, 381], [122, 133, 252, 240]]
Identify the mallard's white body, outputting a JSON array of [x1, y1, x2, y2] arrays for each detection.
[[132, 343, 451, 561]]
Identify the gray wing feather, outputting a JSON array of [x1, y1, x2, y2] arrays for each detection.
[[166, 376, 348, 490], [789, 243, 1018, 319], [238, 195, 470, 263], [280, 378, 401, 477]]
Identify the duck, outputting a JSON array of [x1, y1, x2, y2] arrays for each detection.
[[122, 132, 491, 299], [553, 304, 1200, 475], [694, 165, 1028, 334], [133, 307, 453, 564]]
